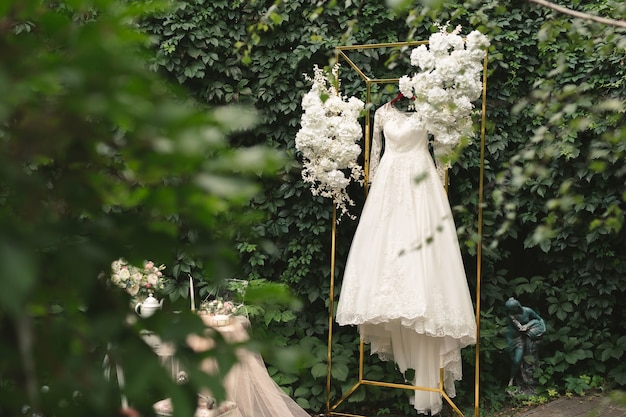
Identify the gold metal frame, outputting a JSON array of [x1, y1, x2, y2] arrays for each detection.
[[325, 41, 488, 417]]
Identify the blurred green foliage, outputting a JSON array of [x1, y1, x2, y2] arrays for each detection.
[[0, 0, 285, 416]]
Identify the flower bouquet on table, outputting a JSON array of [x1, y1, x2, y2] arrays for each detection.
[[199, 297, 244, 327], [110, 258, 167, 317], [199, 279, 248, 327], [295, 63, 365, 222]]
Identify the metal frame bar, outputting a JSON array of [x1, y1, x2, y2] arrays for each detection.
[[325, 41, 488, 417]]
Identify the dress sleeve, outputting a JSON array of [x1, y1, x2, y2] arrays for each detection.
[[368, 106, 385, 184], [433, 141, 452, 188]]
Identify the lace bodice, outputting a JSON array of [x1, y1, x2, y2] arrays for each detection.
[[370, 104, 449, 186]]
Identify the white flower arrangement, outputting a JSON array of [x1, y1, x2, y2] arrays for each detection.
[[295, 64, 365, 222], [200, 297, 243, 316], [110, 258, 166, 299], [199, 279, 248, 317], [398, 23, 490, 147]]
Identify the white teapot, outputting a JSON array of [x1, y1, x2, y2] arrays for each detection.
[[134, 293, 163, 318]]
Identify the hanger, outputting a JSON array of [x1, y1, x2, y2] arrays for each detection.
[[390, 92, 404, 105]]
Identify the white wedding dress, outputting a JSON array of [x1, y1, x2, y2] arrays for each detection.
[[336, 103, 477, 415]]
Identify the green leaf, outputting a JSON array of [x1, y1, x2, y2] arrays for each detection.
[[296, 397, 310, 409], [330, 363, 350, 382], [311, 362, 328, 378], [0, 242, 36, 315]]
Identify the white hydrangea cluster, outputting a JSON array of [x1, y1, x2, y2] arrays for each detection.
[[200, 297, 242, 316], [295, 64, 365, 221], [398, 24, 490, 146]]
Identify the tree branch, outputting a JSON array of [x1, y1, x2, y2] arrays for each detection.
[[528, 0, 626, 29]]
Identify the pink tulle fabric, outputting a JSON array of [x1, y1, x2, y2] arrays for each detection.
[[187, 315, 311, 417]]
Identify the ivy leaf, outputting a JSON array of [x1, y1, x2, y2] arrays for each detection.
[[311, 362, 328, 378], [330, 363, 350, 382]]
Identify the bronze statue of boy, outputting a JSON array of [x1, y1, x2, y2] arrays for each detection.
[[505, 297, 546, 392]]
